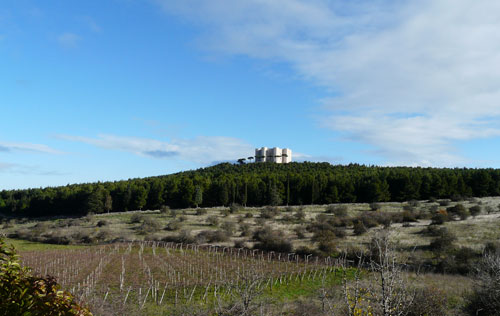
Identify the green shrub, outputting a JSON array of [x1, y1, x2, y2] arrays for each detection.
[[294, 209, 306, 221], [369, 202, 381, 211], [317, 240, 337, 256], [311, 230, 336, 243], [239, 223, 252, 237], [326, 205, 348, 217], [429, 228, 456, 251], [207, 215, 219, 227], [470, 205, 481, 217], [407, 286, 447, 316], [229, 203, 241, 214], [129, 213, 143, 224], [484, 241, 500, 255], [165, 220, 182, 231], [96, 220, 108, 227], [221, 221, 237, 235], [353, 221, 367, 235], [260, 206, 280, 219], [252, 226, 292, 253], [160, 205, 170, 214], [293, 226, 306, 239], [431, 211, 449, 225], [162, 230, 195, 244], [196, 230, 229, 243], [196, 208, 207, 216], [0, 239, 92, 315], [464, 254, 500, 315]]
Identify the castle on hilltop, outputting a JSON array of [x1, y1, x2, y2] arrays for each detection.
[[254, 147, 292, 163]]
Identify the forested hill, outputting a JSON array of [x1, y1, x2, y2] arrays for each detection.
[[1, 162, 500, 217]]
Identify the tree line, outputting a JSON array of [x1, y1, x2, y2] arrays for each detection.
[[1, 162, 500, 217]]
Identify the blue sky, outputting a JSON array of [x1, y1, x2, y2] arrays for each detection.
[[2, 0, 500, 190]]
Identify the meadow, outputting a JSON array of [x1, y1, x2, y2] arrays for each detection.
[[3, 197, 500, 315]]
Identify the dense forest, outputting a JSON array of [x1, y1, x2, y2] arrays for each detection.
[[1, 162, 500, 217]]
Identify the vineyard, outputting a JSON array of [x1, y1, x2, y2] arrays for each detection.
[[18, 241, 343, 315]]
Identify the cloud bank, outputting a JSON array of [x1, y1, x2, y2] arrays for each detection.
[[0, 141, 62, 154], [60, 134, 254, 164], [157, 0, 500, 166]]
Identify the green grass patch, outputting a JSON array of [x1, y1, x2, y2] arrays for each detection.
[[260, 268, 356, 301], [4, 238, 88, 251]]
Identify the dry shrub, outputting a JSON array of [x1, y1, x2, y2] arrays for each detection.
[[252, 226, 292, 253], [206, 215, 219, 227], [326, 204, 348, 217], [196, 208, 207, 215], [465, 254, 500, 316], [196, 230, 230, 243], [407, 286, 447, 316], [260, 206, 280, 219], [165, 220, 182, 231]]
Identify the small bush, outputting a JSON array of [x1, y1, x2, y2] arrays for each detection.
[[244, 212, 253, 218], [196, 208, 207, 216], [130, 213, 143, 224], [196, 230, 229, 243], [451, 194, 464, 202], [470, 205, 481, 217], [431, 210, 449, 225], [333, 227, 347, 238], [326, 205, 348, 217], [95, 229, 114, 242], [239, 223, 252, 237], [229, 203, 241, 214], [260, 206, 280, 219], [255, 217, 266, 226], [220, 209, 230, 217], [484, 241, 500, 255], [234, 240, 246, 248], [294, 226, 306, 239], [402, 210, 417, 222], [162, 230, 196, 244], [429, 228, 456, 251], [96, 220, 108, 227], [369, 202, 381, 211], [160, 205, 170, 214], [252, 226, 292, 253], [464, 254, 500, 315], [221, 221, 237, 236], [207, 215, 219, 227], [439, 200, 450, 206], [353, 221, 367, 235], [165, 220, 182, 231], [408, 199, 420, 207], [407, 286, 447, 316], [312, 230, 336, 243], [294, 209, 306, 221], [317, 240, 337, 255], [447, 204, 469, 220], [139, 217, 161, 233]]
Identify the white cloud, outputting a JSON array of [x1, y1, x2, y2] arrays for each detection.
[[59, 134, 254, 164], [157, 0, 500, 166], [81, 16, 101, 32], [0, 141, 62, 154], [58, 32, 80, 48]]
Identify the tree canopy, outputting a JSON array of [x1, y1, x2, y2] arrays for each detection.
[[1, 162, 500, 217]]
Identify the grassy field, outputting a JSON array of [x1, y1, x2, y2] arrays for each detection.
[[3, 197, 500, 253], [3, 197, 500, 315]]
